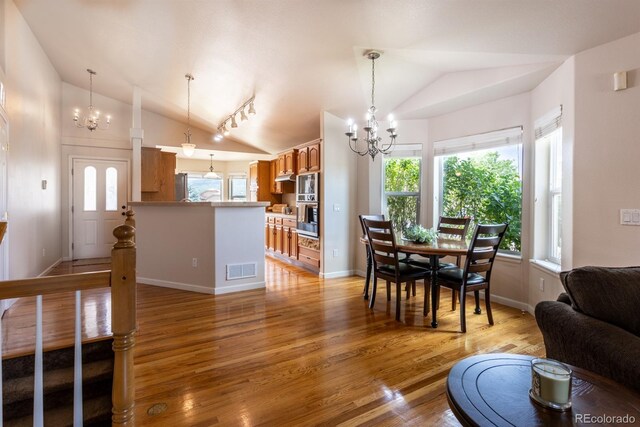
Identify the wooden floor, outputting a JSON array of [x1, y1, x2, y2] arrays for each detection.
[[2, 257, 545, 426]]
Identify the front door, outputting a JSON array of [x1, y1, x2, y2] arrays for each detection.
[[72, 158, 128, 259]]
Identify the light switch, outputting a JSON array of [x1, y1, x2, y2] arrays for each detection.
[[620, 209, 640, 225]]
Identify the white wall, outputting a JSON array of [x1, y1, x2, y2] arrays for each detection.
[[572, 31, 640, 267], [4, 0, 62, 278], [321, 111, 357, 277], [427, 93, 532, 307]]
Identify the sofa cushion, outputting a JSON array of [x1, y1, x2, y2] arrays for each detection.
[[560, 266, 640, 337]]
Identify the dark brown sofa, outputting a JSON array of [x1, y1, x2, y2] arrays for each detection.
[[535, 266, 640, 392]]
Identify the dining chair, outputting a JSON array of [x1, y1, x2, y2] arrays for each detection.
[[359, 214, 385, 300], [434, 223, 508, 332], [362, 218, 430, 321], [407, 216, 471, 308]]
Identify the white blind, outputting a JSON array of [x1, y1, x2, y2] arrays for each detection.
[[433, 126, 523, 157], [534, 105, 562, 140]]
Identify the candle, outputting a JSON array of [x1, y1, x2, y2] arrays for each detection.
[[531, 358, 572, 408]]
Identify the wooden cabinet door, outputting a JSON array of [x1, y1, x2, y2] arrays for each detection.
[[297, 148, 308, 174], [141, 147, 162, 192], [270, 159, 282, 194], [290, 230, 298, 259], [282, 227, 290, 256], [268, 224, 276, 251], [308, 143, 320, 172], [284, 150, 297, 174], [275, 226, 283, 253], [278, 154, 286, 176]]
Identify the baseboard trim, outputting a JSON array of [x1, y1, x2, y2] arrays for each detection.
[[320, 270, 355, 279], [477, 291, 529, 313], [39, 258, 63, 277], [354, 269, 366, 278], [62, 256, 73, 262], [137, 277, 215, 295], [213, 281, 266, 295]]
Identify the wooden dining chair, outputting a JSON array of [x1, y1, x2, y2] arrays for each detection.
[[407, 216, 471, 308], [359, 214, 385, 300], [435, 223, 507, 332], [362, 218, 430, 321]]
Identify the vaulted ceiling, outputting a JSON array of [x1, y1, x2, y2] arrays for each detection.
[[14, 0, 640, 155]]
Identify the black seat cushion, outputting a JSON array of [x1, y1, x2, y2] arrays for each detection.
[[379, 263, 430, 278], [436, 267, 485, 285]]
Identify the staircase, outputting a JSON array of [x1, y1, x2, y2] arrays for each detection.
[[2, 338, 114, 426]]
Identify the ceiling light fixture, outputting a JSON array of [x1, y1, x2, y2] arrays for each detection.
[[181, 74, 196, 157], [73, 69, 111, 131], [346, 50, 397, 161], [204, 153, 220, 179], [216, 96, 255, 138]]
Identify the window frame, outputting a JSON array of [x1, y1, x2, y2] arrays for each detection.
[[185, 171, 224, 202], [381, 153, 422, 234], [228, 174, 248, 201], [433, 127, 523, 255], [545, 127, 562, 264]]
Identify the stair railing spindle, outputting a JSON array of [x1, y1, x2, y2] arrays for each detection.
[[34, 295, 44, 427], [1, 310, 3, 426]]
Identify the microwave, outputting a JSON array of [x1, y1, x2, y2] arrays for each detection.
[[296, 172, 318, 202], [296, 202, 319, 238]]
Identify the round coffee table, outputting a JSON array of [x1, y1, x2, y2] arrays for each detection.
[[447, 353, 640, 426]]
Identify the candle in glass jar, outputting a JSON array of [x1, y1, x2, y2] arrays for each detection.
[[531, 359, 572, 405]]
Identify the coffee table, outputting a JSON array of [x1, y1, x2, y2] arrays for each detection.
[[447, 353, 640, 426]]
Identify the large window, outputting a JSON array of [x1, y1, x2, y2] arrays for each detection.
[[228, 174, 248, 201], [187, 173, 223, 202], [434, 128, 523, 254], [534, 106, 563, 264], [382, 146, 422, 235]]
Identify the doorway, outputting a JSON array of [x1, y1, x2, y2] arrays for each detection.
[[72, 158, 129, 260]]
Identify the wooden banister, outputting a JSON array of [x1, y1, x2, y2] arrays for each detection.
[[0, 271, 111, 299], [110, 223, 137, 425]]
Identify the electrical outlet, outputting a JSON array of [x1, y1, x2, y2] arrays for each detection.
[[192, 258, 198, 268], [539, 278, 545, 292], [332, 249, 339, 257]]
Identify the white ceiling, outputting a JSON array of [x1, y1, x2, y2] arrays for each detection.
[[14, 0, 640, 155]]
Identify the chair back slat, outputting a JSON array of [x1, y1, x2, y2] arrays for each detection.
[[359, 214, 384, 236], [363, 218, 400, 273], [461, 223, 508, 283], [438, 216, 471, 240]]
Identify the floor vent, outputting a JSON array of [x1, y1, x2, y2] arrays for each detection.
[[227, 262, 257, 280]]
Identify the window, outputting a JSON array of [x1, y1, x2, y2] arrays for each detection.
[[382, 145, 422, 235], [105, 167, 118, 211], [434, 127, 523, 254], [187, 172, 223, 202], [228, 175, 248, 201], [534, 106, 563, 264], [0, 81, 5, 108], [83, 166, 96, 211]]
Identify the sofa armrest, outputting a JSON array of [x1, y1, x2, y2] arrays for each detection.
[[556, 292, 572, 305], [535, 300, 640, 392]]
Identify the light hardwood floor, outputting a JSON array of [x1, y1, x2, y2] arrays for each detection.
[[2, 257, 545, 425]]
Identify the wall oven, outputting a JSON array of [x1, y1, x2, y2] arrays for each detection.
[[296, 172, 319, 238]]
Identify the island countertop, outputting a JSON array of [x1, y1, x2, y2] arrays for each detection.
[[129, 201, 270, 208]]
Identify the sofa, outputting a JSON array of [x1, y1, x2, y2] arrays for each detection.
[[535, 266, 640, 392]]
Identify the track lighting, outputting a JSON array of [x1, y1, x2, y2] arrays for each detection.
[[216, 96, 255, 137], [248, 100, 256, 116], [231, 114, 238, 128]]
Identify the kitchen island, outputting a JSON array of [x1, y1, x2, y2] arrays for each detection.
[[129, 201, 270, 294]]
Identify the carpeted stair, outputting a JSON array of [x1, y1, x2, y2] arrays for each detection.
[[2, 338, 114, 426]]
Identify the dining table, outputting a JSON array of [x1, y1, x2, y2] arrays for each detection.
[[361, 234, 469, 328]]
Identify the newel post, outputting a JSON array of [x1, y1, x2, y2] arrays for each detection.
[[111, 223, 136, 425], [124, 210, 136, 231]]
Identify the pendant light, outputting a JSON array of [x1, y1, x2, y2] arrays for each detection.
[[204, 154, 220, 179], [181, 74, 196, 157]]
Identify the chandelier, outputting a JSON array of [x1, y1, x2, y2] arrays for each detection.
[[73, 69, 111, 131], [180, 74, 197, 157], [214, 96, 256, 142], [346, 51, 397, 160]]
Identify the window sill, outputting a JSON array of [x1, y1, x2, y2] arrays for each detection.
[[530, 259, 561, 276], [496, 252, 522, 265]]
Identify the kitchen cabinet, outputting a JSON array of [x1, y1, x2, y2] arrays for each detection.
[[297, 142, 320, 174], [270, 159, 283, 194], [142, 150, 176, 201], [141, 147, 162, 192], [267, 223, 276, 251], [289, 229, 298, 259], [275, 225, 283, 254], [250, 161, 279, 203], [277, 150, 297, 176], [265, 214, 302, 263]]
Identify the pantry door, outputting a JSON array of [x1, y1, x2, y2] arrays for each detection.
[[72, 158, 128, 259]]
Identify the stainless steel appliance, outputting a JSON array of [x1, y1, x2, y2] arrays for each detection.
[[296, 202, 319, 238], [296, 172, 318, 202], [296, 172, 319, 237], [175, 173, 188, 201]]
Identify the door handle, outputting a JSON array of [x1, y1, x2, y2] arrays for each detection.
[[121, 212, 126, 216], [122, 205, 126, 209]]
